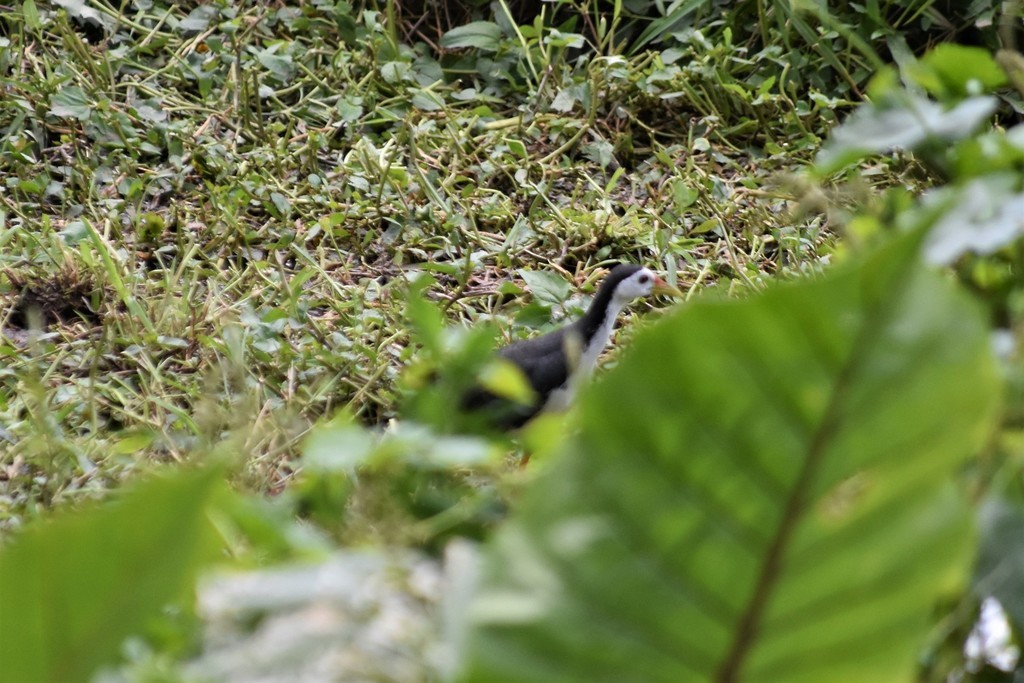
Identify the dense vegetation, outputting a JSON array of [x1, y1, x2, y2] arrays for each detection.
[[1, 0, 1024, 681]]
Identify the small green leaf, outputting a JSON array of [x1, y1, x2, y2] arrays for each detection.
[[22, 0, 40, 29], [380, 61, 409, 84], [498, 281, 524, 296], [412, 89, 445, 111], [582, 140, 614, 169], [18, 177, 44, 194], [440, 21, 503, 51], [550, 88, 577, 113], [691, 218, 719, 234], [518, 269, 571, 307], [156, 335, 189, 349], [58, 221, 88, 245], [515, 302, 554, 328], [257, 48, 296, 82], [506, 139, 527, 159], [671, 179, 699, 210], [551, 82, 589, 113], [48, 87, 92, 121], [543, 30, 584, 49], [405, 274, 445, 353], [337, 95, 363, 122], [133, 100, 167, 123], [178, 4, 217, 31], [270, 191, 291, 216], [661, 48, 686, 65], [52, 0, 110, 28]]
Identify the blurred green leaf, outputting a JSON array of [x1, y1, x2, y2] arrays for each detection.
[[0, 466, 224, 683], [910, 44, 1007, 99], [211, 488, 330, 564], [543, 30, 584, 49], [111, 429, 157, 454], [337, 95, 363, 122], [303, 420, 377, 473], [922, 174, 1024, 265], [460, 233, 999, 682], [405, 274, 444, 354], [865, 64, 901, 102], [551, 83, 587, 113], [269, 191, 291, 217], [381, 423, 503, 469], [400, 284, 503, 433], [582, 139, 615, 168], [478, 358, 537, 406], [514, 301, 554, 328], [22, 0, 40, 29], [816, 95, 997, 174]]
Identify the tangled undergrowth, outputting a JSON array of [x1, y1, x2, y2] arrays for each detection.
[[0, 1, 859, 520]]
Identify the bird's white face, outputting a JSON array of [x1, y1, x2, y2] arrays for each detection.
[[612, 267, 661, 303]]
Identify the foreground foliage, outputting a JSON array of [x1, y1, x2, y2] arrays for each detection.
[[461, 231, 998, 682], [0, 466, 224, 683], [2, 0, 1024, 682]]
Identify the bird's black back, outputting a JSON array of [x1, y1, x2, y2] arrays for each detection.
[[460, 326, 574, 429], [460, 263, 641, 429]]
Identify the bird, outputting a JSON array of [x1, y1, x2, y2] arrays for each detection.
[[461, 263, 681, 430]]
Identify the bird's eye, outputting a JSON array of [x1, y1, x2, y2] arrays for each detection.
[[638, 275, 650, 284]]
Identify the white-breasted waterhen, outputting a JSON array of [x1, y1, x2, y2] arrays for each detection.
[[462, 263, 681, 430]]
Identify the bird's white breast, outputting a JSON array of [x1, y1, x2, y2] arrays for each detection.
[[577, 306, 620, 378], [543, 303, 623, 413]]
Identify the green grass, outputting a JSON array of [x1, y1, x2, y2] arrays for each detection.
[[0, 1, 849, 524]]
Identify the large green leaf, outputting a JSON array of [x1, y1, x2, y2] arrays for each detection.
[[0, 466, 224, 683], [460, 234, 999, 682], [910, 44, 1007, 99]]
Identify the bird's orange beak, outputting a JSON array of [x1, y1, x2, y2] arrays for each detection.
[[652, 275, 685, 299]]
